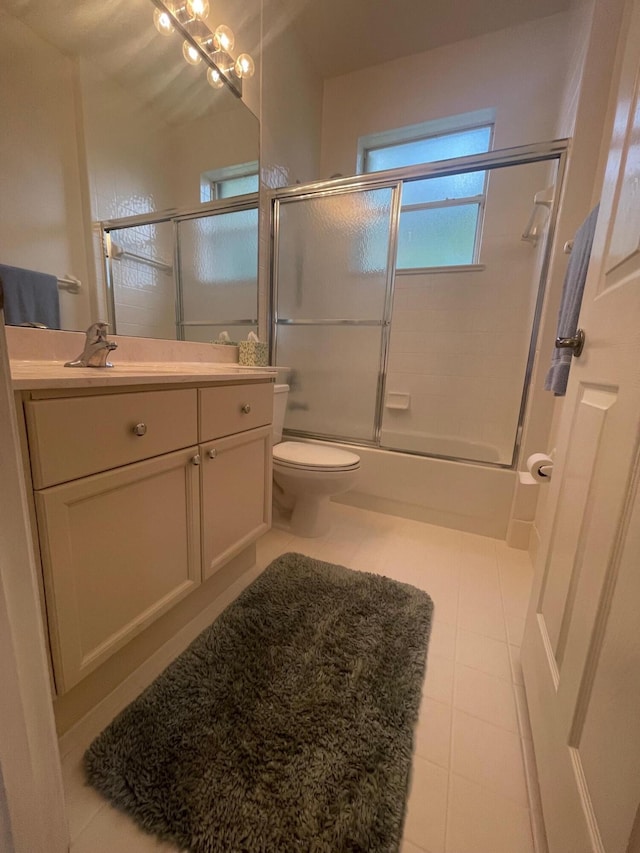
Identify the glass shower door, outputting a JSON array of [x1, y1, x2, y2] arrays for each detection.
[[177, 206, 258, 342], [273, 186, 400, 443]]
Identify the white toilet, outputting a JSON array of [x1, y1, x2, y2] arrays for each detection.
[[272, 384, 360, 537]]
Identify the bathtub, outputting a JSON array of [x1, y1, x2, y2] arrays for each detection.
[[291, 437, 517, 539]]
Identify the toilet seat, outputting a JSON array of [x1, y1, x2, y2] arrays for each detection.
[[273, 441, 360, 472]]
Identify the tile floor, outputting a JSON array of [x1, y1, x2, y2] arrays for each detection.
[[62, 503, 545, 853]]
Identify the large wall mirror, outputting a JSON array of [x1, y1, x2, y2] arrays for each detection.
[[0, 0, 259, 341]]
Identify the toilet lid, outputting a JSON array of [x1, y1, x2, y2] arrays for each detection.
[[273, 441, 360, 471]]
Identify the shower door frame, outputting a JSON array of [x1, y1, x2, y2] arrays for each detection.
[[101, 192, 259, 339], [269, 139, 569, 470]]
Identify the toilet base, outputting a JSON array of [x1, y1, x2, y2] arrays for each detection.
[[272, 496, 332, 538], [272, 459, 360, 539], [291, 494, 331, 537]]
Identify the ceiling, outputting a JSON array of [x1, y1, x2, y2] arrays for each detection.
[[275, 0, 573, 79], [1, 0, 573, 118]]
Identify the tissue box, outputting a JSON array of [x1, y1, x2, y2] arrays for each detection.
[[238, 340, 268, 366]]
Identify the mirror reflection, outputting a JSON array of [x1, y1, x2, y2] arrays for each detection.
[[0, 0, 259, 339]]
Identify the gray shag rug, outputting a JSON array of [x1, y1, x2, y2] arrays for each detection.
[[84, 552, 433, 853]]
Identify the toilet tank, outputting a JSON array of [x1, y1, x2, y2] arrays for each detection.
[[272, 384, 290, 444]]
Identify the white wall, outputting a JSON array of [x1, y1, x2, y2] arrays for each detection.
[[260, 1, 324, 189], [0, 11, 92, 332], [169, 105, 259, 209], [320, 13, 572, 178], [78, 61, 177, 338], [80, 62, 175, 222], [257, 0, 325, 340]]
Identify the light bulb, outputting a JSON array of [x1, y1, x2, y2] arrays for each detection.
[[153, 8, 174, 36], [185, 0, 209, 19], [234, 53, 255, 79], [206, 67, 225, 89], [214, 24, 235, 52], [182, 41, 202, 65]]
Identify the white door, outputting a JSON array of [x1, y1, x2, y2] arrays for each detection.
[[522, 3, 640, 851]]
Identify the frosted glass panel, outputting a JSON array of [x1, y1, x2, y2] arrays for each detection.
[[276, 326, 383, 442], [110, 221, 176, 340], [275, 186, 395, 442], [396, 204, 479, 268], [179, 209, 257, 327], [277, 188, 393, 321]]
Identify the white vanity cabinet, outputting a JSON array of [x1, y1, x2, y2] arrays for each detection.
[[19, 378, 273, 694]]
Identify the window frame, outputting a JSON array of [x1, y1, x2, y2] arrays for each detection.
[[200, 160, 259, 203], [358, 114, 495, 271]]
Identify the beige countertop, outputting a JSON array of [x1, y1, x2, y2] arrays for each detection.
[[11, 360, 277, 390]]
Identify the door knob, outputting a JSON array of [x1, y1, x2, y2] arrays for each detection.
[[132, 423, 147, 436], [241, 403, 251, 414], [191, 454, 201, 466], [555, 328, 585, 357], [208, 449, 217, 459]]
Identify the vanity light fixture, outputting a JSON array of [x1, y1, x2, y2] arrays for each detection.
[[149, 0, 254, 98]]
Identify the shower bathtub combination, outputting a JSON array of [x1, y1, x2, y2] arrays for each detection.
[[269, 141, 567, 539]]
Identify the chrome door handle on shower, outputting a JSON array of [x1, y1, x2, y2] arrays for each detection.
[[555, 328, 585, 357]]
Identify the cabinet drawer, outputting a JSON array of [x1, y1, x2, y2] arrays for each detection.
[[199, 382, 273, 441], [26, 389, 198, 488]]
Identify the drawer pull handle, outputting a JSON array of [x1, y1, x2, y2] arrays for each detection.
[[132, 423, 147, 437], [241, 403, 252, 414], [191, 454, 201, 466], [208, 449, 217, 459]]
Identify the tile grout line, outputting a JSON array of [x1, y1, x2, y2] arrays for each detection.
[[70, 800, 109, 849], [442, 540, 463, 853]]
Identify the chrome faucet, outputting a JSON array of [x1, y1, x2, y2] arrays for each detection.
[[65, 322, 118, 368]]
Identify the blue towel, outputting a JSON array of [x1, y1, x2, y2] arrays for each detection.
[[544, 205, 599, 396], [0, 263, 60, 329]]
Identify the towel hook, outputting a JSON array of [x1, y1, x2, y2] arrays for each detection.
[[555, 328, 585, 357]]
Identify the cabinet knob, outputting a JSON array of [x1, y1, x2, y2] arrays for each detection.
[[132, 423, 147, 437], [241, 403, 251, 414], [191, 454, 201, 466], [208, 449, 217, 459]]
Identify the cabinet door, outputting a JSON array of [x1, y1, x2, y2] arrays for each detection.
[[35, 447, 201, 693], [201, 425, 272, 580]]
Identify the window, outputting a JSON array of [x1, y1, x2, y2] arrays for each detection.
[[200, 161, 259, 203], [360, 115, 493, 270]]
